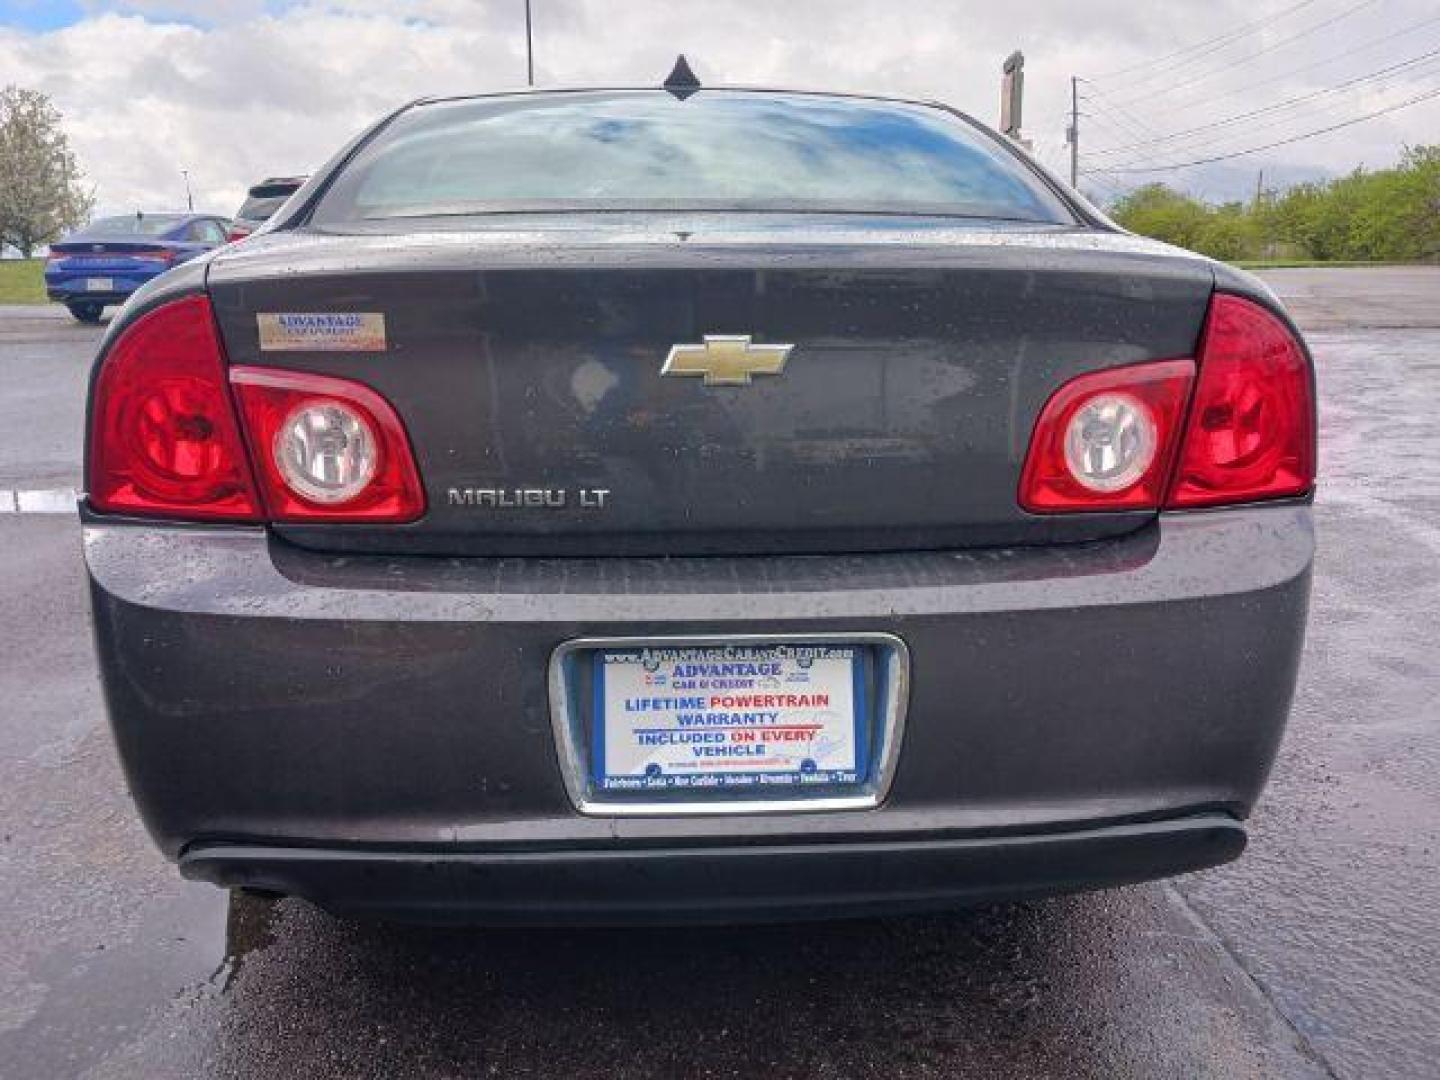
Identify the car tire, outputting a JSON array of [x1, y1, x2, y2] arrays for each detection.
[[67, 302, 104, 324]]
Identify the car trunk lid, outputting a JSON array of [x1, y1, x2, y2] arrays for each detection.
[[206, 214, 1215, 556]]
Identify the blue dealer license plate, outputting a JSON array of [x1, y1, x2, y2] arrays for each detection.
[[591, 644, 868, 792]]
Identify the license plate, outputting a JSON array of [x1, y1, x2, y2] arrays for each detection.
[[592, 644, 867, 792], [85, 277, 114, 292]]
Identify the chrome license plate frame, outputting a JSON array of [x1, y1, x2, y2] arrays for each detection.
[[549, 633, 910, 817]]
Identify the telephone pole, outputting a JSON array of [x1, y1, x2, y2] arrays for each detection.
[[1067, 76, 1080, 188]]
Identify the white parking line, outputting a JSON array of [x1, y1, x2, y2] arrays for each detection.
[[0, 488, 79, 514]]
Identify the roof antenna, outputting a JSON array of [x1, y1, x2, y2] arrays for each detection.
[[663, 54, 701, 100]]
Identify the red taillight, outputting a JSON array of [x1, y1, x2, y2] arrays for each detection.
[[89, 297, 424, 525], [229, 367, 425, 523], [133, 249, 178, 265], [1019, 359, 1195, 512], [1166, 293, 1315, 508], [226, 226, 252, 243], [1019, 293, 1315, 514], [89, 295, 262, 521]]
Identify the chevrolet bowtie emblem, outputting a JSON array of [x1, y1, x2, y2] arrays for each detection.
[[661, 335, 794, 386]]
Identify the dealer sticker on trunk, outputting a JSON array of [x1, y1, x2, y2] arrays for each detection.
[[593, 645, 867, 792], [256, 312, 386, 352]]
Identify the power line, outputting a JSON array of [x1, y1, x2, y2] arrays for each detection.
[[1080, 169, 1125, 193], [1075, 103, 1143, 144], [1089, 0, 1323, 83], [1078, 165, 1143, 205], [1082, 180, 1125, 206], [1094, 55, 1440, 169], [1102, 83, 1440, 172], [1083, 10, 1440, 175], [1081, 168, 1131, 187], [1082, 159, 1140, 180], [1082, 106, 1159, 149], [1109, 0, 1385, 107], [1153, 9, 1440, 114], [1088, 45, 1440, 160], [1031, 136, 1072, 177], [1070, 86, 1159, 184], [1079, 81, 1162, 140], [1038, 117, 1077, 176], [1096, 0, 1339, 97]]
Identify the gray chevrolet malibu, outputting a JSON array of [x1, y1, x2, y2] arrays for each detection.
[[83, 76, 1314, 923]]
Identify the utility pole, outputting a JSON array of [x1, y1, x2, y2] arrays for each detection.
[[1067, 76, 1080, 188], [181, 169, 193, 212], [524, 0, 534, 86]]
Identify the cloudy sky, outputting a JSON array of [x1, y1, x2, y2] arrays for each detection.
[[2, 0, 1438, 217]]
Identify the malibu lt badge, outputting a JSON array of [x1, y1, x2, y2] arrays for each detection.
[[447, 487, 611, 509]]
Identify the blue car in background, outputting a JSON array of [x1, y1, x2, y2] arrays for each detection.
[[44, 212, 231, 322]]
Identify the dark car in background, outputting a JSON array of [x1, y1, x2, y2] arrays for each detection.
[[82, 80, 1315, 923], [227, 176, 306, 242], [45, 212, 230, 322]]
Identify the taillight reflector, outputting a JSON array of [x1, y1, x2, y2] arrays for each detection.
[[1019, 359, 1195, 512], [88, 295, 262, 521], [132, 249, 178, 264], [88, 296, 426, 525], [1166, 293, 1315, 508], [1020, 292, 1315, 514], [229, 367, 425, 523]]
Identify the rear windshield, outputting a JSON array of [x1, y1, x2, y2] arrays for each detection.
[[314, 91, 1073, 224], [85, 214, 185, 237]]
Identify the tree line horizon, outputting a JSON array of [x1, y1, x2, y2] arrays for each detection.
[[1106, 148, 1440, 264]]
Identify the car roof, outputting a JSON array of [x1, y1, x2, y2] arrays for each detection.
[[409, 85, 965, 118], [249, 177, 306, 192], [87, 212, 215, 226]]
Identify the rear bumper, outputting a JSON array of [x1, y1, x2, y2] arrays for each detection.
[[48, 289, 135, 305], [86, 505, 1311, 918], [182, 814, 1244, 924], [46, 275, 148, 304]]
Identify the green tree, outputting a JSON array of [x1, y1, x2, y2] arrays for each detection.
[[1348, 146, 1440, 261], [0, 85, 93, 257], [1112, 148, 1440, 264], [1110, 183, 1211, 250], [1194, 204, 1258, 262], [1260, 182, 1318, 256]]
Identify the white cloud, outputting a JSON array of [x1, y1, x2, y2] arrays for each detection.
[[2, 0, 1438, 216]]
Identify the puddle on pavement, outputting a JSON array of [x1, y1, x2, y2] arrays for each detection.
[[0, 882, 279, 1077], [213, 888, 282, 991]]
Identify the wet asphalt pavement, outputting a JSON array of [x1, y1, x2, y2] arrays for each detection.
[[1, 267, 1437, 1079]]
